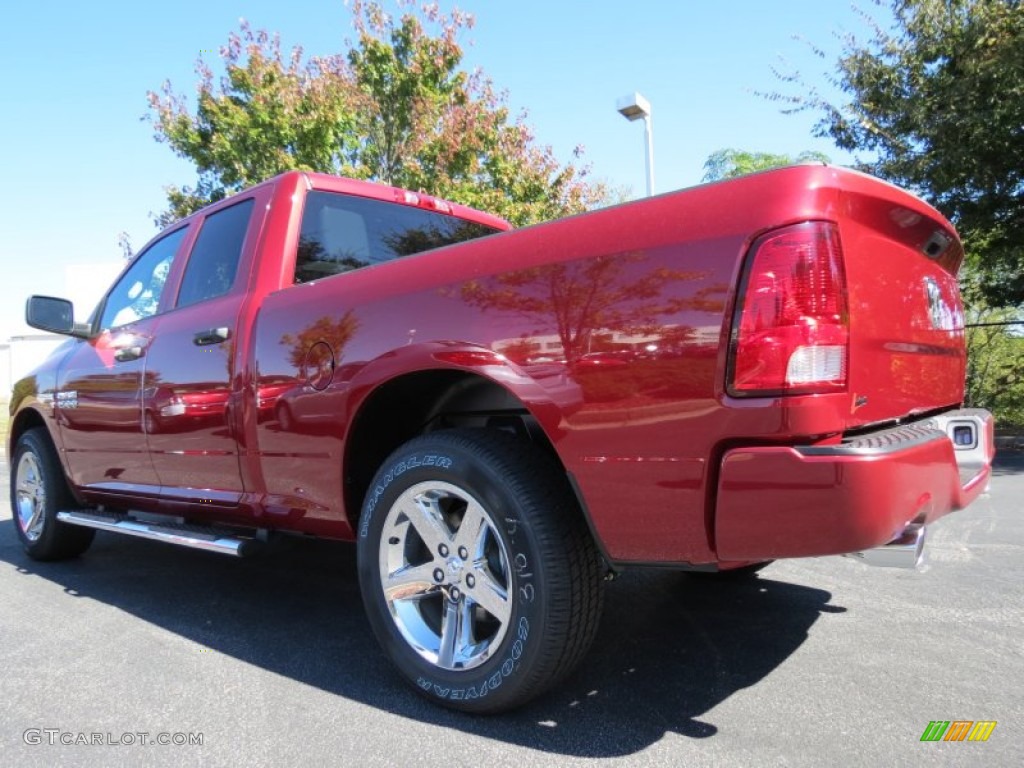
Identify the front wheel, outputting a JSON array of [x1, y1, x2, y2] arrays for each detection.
[[357, 428, 605, 713], [11, 428, 95, 561]]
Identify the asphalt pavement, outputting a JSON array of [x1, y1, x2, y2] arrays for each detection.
[[1, 452, 1021, 767]]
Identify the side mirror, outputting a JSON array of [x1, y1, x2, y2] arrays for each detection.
[[25, 296, 89, 338]]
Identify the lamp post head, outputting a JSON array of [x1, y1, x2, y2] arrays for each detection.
[[616, 92, 651, 122], [615, 92, 655, 196]]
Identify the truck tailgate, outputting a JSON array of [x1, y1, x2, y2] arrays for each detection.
[[837, 175, 966, 429]]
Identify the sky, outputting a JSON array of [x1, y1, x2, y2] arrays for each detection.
[[0, 0, 880, 340]]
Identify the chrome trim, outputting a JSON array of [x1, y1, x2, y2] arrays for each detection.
[[799, 408, 994, 462], [15, 452, 47, 542], [55, 510, 257, 557], [921, 409, 992, 468], [845, 524, 926, 569], [378, 480, 512, 672]]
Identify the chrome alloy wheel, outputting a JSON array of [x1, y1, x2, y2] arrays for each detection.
[[378, 480, 512, 671], [15, 452, 46, 542]]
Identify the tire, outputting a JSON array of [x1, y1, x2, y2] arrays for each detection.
[[276, 401, 292, 432], [357, 428, 605, 714], [10, 427, 95, 561]]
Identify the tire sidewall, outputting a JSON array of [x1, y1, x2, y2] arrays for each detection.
[[357, 435, 551, 711]]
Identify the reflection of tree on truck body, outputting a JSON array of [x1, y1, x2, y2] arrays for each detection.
[[457, 252, 723, 367], [279, 312, 360, 380]]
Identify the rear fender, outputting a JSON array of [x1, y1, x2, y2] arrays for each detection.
[[343, 342, 572, 442]]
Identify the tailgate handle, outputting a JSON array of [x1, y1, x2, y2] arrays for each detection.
[[193, 327, 231, 346]]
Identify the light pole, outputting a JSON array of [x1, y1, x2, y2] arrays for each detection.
[[616, 92, 654, 197]]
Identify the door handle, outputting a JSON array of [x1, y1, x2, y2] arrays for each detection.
[[193, 327, 231, 346], [114, 346, 143, 362]]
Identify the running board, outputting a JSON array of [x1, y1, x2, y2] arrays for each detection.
[[56, 510, 259, 557]]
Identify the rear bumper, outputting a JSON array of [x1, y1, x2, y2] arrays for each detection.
[[714, 409, 994, 560]]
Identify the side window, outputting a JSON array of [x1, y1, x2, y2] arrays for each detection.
[[176, 199, 254, 309], [99, 227, 187, 330], [294, 191, 499, 284]]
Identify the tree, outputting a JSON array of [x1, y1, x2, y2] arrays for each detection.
[[117, 231, 134, 261], [147, 0, 605, 227], [147, 22, 357, 227], [964, 302, 1024, 426], [769, 0, 1024, 305], [701, 149, 830, 182]]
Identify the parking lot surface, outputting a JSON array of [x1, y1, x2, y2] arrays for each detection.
[[1, 452, 1021, 767]]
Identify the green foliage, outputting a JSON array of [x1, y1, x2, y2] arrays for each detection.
[[147, 0, 605, 227], [701, 149, 830, 182], [769, 0, 1024, 306], [964, 298, 1024, 427], [148, 22, 359, 226]]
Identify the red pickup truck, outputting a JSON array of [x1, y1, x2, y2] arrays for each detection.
[[8, 166, 994, 712]]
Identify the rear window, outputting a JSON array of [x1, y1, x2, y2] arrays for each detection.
[[177, 198, 255, 308], [294, 191, 500, 284]]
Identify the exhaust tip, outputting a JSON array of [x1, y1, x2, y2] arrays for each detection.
[[845, 524, 926, 569]]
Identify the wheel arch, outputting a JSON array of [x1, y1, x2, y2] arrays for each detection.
[[8, 405, 48, 461], [8, 405, 85, 506], [342, 363, 569, 536], [8, 407, 95, 559]]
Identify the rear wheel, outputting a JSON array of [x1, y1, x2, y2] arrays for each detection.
[[357, 428, 605, 713], [11, 428, 95, 561]]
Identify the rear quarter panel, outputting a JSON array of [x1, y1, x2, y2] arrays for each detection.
[[251, 187, 755, 562]]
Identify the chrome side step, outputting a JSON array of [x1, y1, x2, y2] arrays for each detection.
[[844, 524, 926, 569], [56, 510, 259, 557]]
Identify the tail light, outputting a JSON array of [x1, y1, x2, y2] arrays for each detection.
[[728, 221, 849, 396]]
